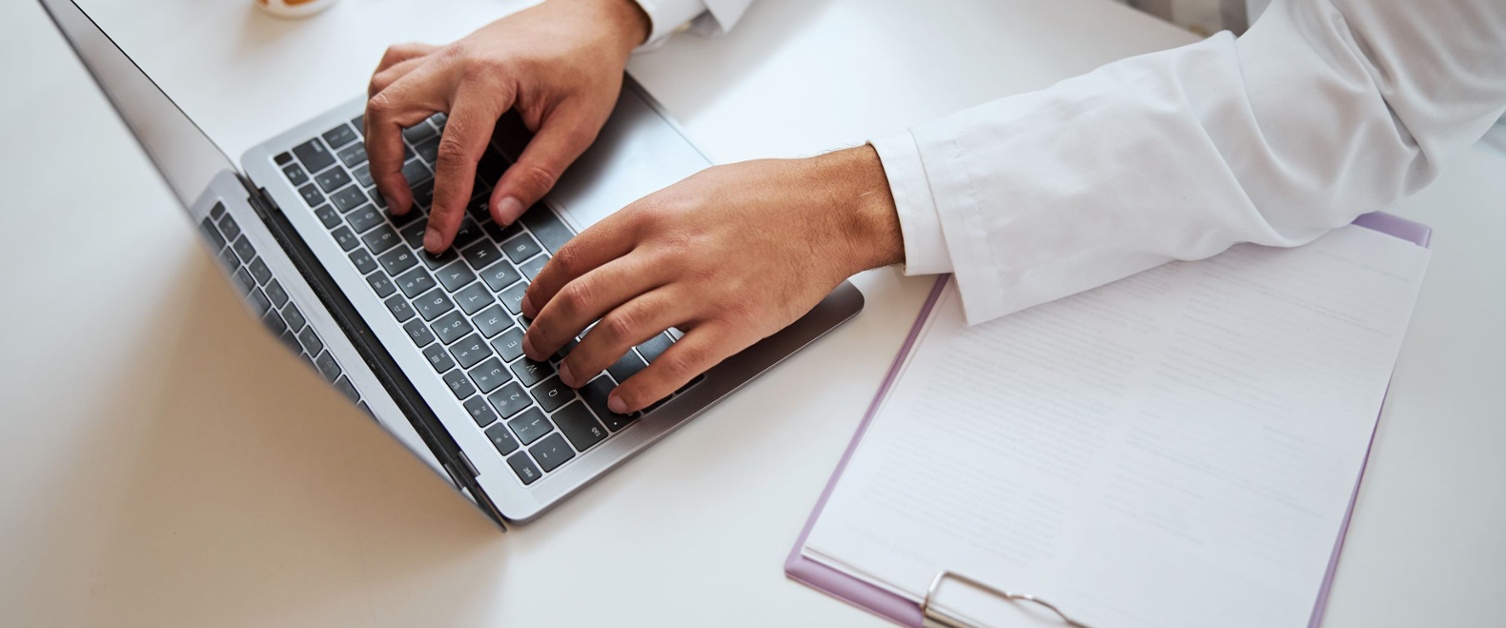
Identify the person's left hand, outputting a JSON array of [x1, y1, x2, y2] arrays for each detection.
[[519, 146, 904, 414]]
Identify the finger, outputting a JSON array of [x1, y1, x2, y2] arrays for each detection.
[[374, 43, 439, 75], [552, 287, 687, 388], [422, 82, 512, 254], [368, 57, 425, 98], [522, 254, 669, 364], [487, 106, 600, 225], [519, 208, 640, 319], [610, 325, 744, 413], [365, 66, 448, 216]]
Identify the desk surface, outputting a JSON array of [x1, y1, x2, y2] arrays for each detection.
[[2, 0, 1502, 626]]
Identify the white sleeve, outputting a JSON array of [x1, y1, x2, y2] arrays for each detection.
[[632, 0, 753, 47], [873, 0, 1506, 325]]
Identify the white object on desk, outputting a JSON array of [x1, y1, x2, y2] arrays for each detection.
[[804, 225, 1431, 628], [254, 0, 339, 19]]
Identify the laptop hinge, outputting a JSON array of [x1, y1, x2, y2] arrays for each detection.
[[246, 181, 506, 530]]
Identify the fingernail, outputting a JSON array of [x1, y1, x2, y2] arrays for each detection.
[[608, 393, 628, 414], [495, 196, 525, 223], [521, 335, 538, 360], [423, 227, 442, 252], [521, 294, 537, 318], [558, 362, 576, 387]]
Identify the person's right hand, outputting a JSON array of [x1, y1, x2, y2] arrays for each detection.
[[364, 0, 650, 254]]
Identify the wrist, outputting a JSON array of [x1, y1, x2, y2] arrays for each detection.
[[811, 145, 905, 277], [583, 0, 652, 53]]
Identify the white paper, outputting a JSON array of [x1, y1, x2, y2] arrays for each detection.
[[804, 226, 1430, 628]]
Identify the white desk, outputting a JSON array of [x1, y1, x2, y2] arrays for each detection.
[[1, 0, 1502, 626]]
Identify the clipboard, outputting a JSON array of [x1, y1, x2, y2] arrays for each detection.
[[785, 212, 1432, 628]]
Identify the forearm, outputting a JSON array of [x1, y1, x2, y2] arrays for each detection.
[[875, 0, 1506, 324]]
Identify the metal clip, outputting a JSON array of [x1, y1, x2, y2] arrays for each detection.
[[920, 570, 1093, 628]]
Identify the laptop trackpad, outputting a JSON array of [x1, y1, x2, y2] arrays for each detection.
[[493, 84, 712, 232]]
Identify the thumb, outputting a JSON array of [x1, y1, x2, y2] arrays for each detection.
[[490, 108, 599, 225]]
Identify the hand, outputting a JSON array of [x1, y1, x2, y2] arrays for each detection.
[[520, 146, 905, 413], [364, 0, 650, 254]]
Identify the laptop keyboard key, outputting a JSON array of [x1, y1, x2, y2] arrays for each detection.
[[431, 311, 472, 345], [384, 294, 416, 322], [297, 326, 324, 356], [452, 218, 483, 250], [336, 141, 367, 167], [262, 309, 288, 336], [423, 343, 455, 372], [520, 205, 573, 253], [486, 423, 520, 455], [265, 279, 290, 309], [231, 235, 257, 263], [508, 408, 552, 445], [402, 159, 431, 185], [349, 249, 378, 275], [331, 226, 359, 252], [454, 282, 493, 315], [413, 289, 455, 321], [518, 254, 548, 281], [468, 357, 511, 394], [403, 317, 436, 347], [292, 138, 335, 174], [530, 376, 573, 413], [378, 247, 419, 276], [581, 376, 633, 431], [421, 249, 458, 270], [637, 333, 673, 363], [414, 135, 440, 165], [313, 204, 341, 228], [490, 327, 526, 362], [507, 451, 541, 485], [283, 303, 306, 331], [499, 282, 528, 315], [529, 433, 575, 472], [362, 224, 401, 254], [460, 241, 504, 270], [200, 216, 226, 248], [473, 305, 511, 338], [479, 260, 522, 292], [442, 369, 475, 399], [322, 123, 358, 149], [395, 267, 436, 298], [314, 167, 352, 193], [403, 122, 438, 144], [463, 396, 499, 427], [330, 186, 368, 213], [435, 262, 477, 292], [352, 163, 374, 188], [607, 350, 648, 383], [500, 233, 542, 264], [298, 183, 325, 207], [248, 257, 273, 285], [366, 272, 396, 298], [314, 350, 342, 382], [488, 382, 530, 419], [449, 334, 491, 369], [511, 358, 553, 388], [553, 401, 607, 451], [347, 205, 384, 233], [282, 163, 309, 187]]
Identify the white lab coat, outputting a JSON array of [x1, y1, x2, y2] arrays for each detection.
[[635, 0, 1506, 324]]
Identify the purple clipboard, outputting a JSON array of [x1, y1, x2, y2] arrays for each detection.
[[785, 212, 1432, 627]]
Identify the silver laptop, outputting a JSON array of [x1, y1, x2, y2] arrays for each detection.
[[42, 0, 863, 527]]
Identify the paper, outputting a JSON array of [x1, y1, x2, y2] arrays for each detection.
[[803, 225, 1430, 628]]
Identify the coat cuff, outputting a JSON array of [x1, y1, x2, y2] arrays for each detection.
[[870, 133, 952, 275]]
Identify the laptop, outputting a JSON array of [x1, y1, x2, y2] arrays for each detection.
[[41, 0, 864, 528]]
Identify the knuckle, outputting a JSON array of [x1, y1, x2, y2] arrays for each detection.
[[597, 311, 638, 346], [434, 136, 471, 167], [660, 346, 704, 381], [366, 92, 393, 116], [515, 164, 558, 196], [556, 281, 594, 321], [551, 244, 585, 277]]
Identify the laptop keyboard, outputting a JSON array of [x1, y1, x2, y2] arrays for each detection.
[[272, 113, 697, 486], [199, 202, 366, 411]]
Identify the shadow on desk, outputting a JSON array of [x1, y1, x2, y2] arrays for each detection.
[[21, 254, 506, 627]]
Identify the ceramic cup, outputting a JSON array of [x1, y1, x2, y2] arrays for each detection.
[[255, 0, 339, 19]]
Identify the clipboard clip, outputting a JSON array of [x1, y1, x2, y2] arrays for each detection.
[[920, 570, 1093, 628]]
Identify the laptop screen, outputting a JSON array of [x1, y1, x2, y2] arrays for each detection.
[[39, 0, 242, 213]]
